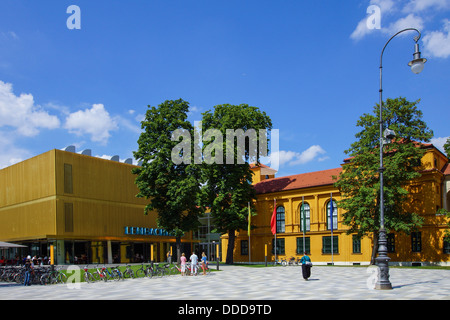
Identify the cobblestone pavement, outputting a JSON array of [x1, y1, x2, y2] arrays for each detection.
[[1, 265, 449, 300]]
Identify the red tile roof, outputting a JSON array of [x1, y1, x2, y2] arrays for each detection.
[[254, 167, 342, 194], [443, 163, 450, 176]]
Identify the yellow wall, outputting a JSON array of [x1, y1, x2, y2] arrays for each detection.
[[0, 149, 191, 245], [0, 150, 57, 241], [223, 148, 450, 265]]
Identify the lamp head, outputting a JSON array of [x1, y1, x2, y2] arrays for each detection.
[[408, 43, 427, 74]]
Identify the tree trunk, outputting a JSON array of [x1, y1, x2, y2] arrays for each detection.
[[176, 235, 182, 264], [226, 229, 236, 265], [370, 231, 378, 265]]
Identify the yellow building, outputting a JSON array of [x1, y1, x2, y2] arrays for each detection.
[[224, 144, 450, 266], [0, 148, 192, 264]]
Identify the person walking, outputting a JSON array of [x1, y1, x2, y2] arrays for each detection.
[[189, 252, 198, 276], [300, 252, 312, 280], [180, 253, 187, 276]]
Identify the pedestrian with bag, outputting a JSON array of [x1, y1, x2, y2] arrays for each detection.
[[300, 252, 312, 281]]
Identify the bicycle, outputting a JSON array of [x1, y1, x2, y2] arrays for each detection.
[[169, 263, 191, 276], [103, 265, 120, 281], [92, 265, 108, 282], [288, 256, 297, 266], [83, 265, 96, 283], [152, 263, 170, 277], [41, 266, 67, 285], [111, 265, 124, 280], [135, 263, 152, 278], [122, 264, 135, 279]]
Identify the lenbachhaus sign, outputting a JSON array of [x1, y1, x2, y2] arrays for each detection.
[[124, 226, 173, 237]]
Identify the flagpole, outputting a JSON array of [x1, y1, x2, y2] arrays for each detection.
[[274, 199, 277, 265], [248, 202, 251, 265], [302, 196, 305, 254], [330, 192, 334, 265]]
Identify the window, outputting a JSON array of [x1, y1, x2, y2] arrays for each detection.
[[352, 235, 361, 253], [64, 163, 73, 194], [322, 236, 338, 254], [241, 240, 248, 256], [297, 237, 310, 254], [326, 200, 338, 230], [387, 233, 395, 253], [64, 203, 74, 233], [300, 203, 310, 232], [276, 206, 285, 233], [411, 232, 422, 252], [272, 238, 285, 255], [443, 237, 450, 254]]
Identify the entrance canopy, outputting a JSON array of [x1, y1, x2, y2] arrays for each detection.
[[0, 241, 27, 249]]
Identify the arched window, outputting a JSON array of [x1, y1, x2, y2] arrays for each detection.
[[299, 202, 310, 232], [276, 206, 285, 233], [326, 200, 338, 230]]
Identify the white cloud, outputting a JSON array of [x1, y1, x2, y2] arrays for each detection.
[[0, 131, 32, 169], [422, 19, 450, 58], [269, 145, 327, 167], [431, 136, 450, 154], [64, 103, 118, 145], [350, 0, 450, 45], [0, 80, 60, 136], [403, 0, 450, 13], [385, 13, 424, 35], [350, 18, 373, 41]]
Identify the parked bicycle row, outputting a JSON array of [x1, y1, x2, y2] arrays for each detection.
[[0, 262, 212, 286], [0, 265, 67, 285], [83, 262, 211, 283], [277, 257, 304, 266]]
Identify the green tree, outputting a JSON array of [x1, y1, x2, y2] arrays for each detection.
[[133, 99, 202, 263], [334, 97, 433, 264], [444, 137, 450, 158], [200, 104, 272, 264]]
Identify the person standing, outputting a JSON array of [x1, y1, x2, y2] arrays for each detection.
[[201, 252, 208, 275], [300, 252, 312, 280], [189, 252, 198, 276], [180, 253, 187, 276], [23, 258, 33, 286]]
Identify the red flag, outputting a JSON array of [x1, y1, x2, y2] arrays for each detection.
[[270, 199, 277, 235]]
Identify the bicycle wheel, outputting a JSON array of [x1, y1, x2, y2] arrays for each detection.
[[135, 269, 146, 278], [58, 272, 68, 284], [168, 266, 179, 276], [123, 270, 134, 279], [92, 271, 101, 281], [84, 272, 95, 283], [40, 273, 49, 285], [109, 271, 120, 281], [146, 267, 154, 278], [111, 269, 122, 281], [156, 268, 165, 277]]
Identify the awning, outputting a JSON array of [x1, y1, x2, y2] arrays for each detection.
[[0, 241, 27, 249]]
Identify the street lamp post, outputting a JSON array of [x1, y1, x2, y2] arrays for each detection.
[[376, 28, 427, 290]]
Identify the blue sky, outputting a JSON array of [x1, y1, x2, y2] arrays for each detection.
[[0, 0, 449, 178]]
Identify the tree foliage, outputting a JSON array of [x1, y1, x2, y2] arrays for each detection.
[[334, 97, 433, 260], [444, 137, 450, 159], [132, 99, 202, 262], [200, 104, 272, 264]]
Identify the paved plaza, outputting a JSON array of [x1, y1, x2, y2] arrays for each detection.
[[1, 265, 449, 301]]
